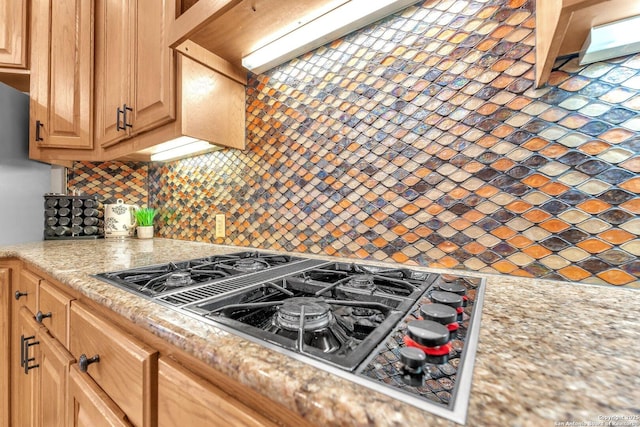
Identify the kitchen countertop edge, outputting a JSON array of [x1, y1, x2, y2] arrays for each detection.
[[1, 238, 639, 427]]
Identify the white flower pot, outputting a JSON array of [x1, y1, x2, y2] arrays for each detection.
[[136, 225, 154, 239]]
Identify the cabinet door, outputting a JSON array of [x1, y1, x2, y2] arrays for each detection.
[[30, 0, 94, 150], [11, 308, 40, 427], [69, 302, 157, 427], [96, 0, 175, 149], [10, 269, 39, 427], [0, 267, 11, 427], [68, 366, 132, 427], [94, 0, 132, 148], [129, 0, 175, 136], [158, 357, 277, 427], [0, 0, 28, 68], [39, 329, 74, 427]]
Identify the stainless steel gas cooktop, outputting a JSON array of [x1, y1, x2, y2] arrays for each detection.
[[94, 250, 485, 423]]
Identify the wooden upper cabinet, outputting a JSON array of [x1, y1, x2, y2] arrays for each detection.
[[0, 0, 30, 92], [29, 0, 94, 156], [535, 0, 640, 87], [0, 0, 28, 68], [95, 0, 175, 149]]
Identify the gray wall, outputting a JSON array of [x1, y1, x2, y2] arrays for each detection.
[[0, 83, 51, 245]]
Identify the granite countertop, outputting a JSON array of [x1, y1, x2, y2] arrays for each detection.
[[1, 238, 639, 426]]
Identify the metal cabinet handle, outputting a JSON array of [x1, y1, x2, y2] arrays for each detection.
[[20, 335, 26, 368], [35, 311, 52, 323], [123, 104, 133, 129], [116, 107, 124, 131], [78, 354, 100, 372], [14, 291, 27, 300], [20, 335, 39, 374], [35, 120, 44, 142]]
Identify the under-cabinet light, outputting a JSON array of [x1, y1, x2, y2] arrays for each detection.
[[241, 0, 421, 74], [150, 136, 217, 162], [579, 15, 640, 65]]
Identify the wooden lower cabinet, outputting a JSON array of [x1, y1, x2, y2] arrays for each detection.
[[39, 329, 75, 427], [12, 308, 40, 427], [158, 357, 278, 427], [69, 302, 157, 427], [2, 262, 307, 427], [0, 266, 12, 427], [68, 366, 133, 427]]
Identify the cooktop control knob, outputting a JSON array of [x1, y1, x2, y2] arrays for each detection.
[[406, 320, 450, 347], [421, 303, 460, 338], [405, 320, 452, 365], [420, 303, 457, 325], [400, 347, 426, 372], [429, 290, 464, 322], [437, 281, 468, 306], [399, 347, 426, 387], [429, 290, 463, 308]]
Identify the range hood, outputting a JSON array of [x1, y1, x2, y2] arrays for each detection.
[[104, 53, 246, 162]]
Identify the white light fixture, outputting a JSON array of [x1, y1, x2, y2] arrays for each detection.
[[579, 15, 640, 65], [149, 136, 217, 162], [242, 0, 421, 74]]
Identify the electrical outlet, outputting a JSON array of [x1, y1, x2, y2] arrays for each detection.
[[215, 214, 225, 238]]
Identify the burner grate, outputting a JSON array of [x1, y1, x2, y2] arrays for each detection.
[[159, 259, 329, 306]]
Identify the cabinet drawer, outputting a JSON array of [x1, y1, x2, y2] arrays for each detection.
[[158, 357, 277, 427], [69, 303, 157, 427], [38, 281, 73, 347], [15, 269, 40, 314]]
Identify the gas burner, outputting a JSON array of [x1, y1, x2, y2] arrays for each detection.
[[346, 274, 375, 291], [276, 297, 332, 331], [165, 272, 193, 288], [233, 258, 268, 272]]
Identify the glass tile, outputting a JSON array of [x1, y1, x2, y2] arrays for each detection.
[[598, 148, 634, 163], [578, 103, 612, 117], [557, 228, 589, 244], [576, 180, 611, 195], [599, 87, 635, 103]]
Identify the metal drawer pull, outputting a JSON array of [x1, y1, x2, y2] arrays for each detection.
[[35, 311, 52, 323], [14, 291, 27, 300], [78, 354, 100, 372]]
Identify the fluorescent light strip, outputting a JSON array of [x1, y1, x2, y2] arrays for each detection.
[[150, 137, 216, 162], [579, 14, 640, 65], [242, 0, 421, 74]]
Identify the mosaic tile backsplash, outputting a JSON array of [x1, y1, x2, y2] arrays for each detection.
[[67, 161, 148, 207], [71, 0, 639, 288]]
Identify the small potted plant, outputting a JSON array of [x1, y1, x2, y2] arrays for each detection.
[[134, 207, 157, 239]]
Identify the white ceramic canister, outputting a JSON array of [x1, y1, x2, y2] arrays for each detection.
[[104, 199, 139, 238]]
